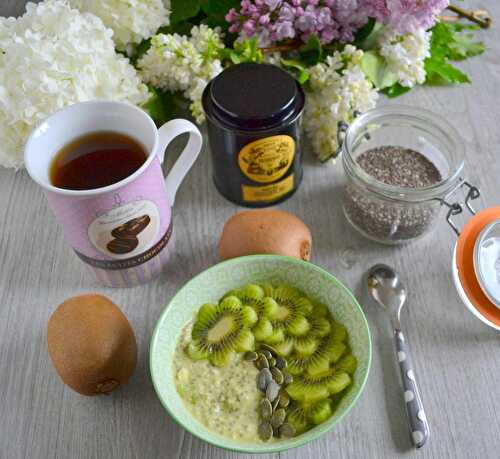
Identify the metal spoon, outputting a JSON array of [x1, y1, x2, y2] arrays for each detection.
[[367, 264, 429, 449]]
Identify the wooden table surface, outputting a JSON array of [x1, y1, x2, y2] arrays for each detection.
[[1, 1, 499, 458]]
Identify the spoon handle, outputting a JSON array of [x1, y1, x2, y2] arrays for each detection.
[[394, 329, 429, 448]]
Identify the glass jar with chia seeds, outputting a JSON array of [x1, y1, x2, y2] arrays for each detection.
[[341, 105, 465, 245]]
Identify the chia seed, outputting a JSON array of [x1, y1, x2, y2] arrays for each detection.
[[343, 146, 443, 244]]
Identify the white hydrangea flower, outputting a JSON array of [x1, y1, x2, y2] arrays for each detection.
[[0, 0, 150, 169], [69, 0, 170, 49], [379, 28, 431, 88], [139, 25, 225, 123], [304, 45, 378, 162]]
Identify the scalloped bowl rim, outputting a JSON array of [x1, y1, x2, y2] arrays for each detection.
[[150, 255, 372, 453]]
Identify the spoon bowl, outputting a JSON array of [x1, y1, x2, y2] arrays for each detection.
[[367, 264, 407, 324]]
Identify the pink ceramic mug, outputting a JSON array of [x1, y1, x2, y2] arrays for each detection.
[[25, 101, 202, 287]]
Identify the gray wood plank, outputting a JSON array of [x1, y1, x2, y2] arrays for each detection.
[[1, 1, 500, 459]]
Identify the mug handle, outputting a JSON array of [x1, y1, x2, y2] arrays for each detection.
[[157, 119, 203, 206]]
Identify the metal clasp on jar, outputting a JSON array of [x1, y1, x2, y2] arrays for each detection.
[[439, 180, 481, 235], [336, 111, 368, 157]]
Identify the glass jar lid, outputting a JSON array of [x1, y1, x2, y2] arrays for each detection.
[[474, 219, 500, 309], [202, 63, 305, 130], [455, 207, 500, 327]]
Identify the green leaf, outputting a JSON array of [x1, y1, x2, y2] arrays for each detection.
[[382, 83, 411, 98], [280, 59, 310, 84], [428, 21, 485, 61], [360, 51, 398, 89], [358, 21, 385, 50], [220, 38, 263, 64], [298, 35, 323, 66], [158, 22, 197, 36], [170, 0, 200, 24], [422, 21, 482, 87], [353, 18, 376, 47], [201, 0, 239, 29], [142, 88, 187, 125], [448, 32, 485, 60], [424, 60, 470, 85]]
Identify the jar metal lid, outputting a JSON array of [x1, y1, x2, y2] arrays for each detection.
[[455, 206, 500, 328], [202, 63, 305, 131]]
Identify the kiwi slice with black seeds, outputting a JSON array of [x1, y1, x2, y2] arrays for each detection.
[[272, 337, 295, 356], [268, 285, 313, 337], [286, 406, 311, 435], [333, 353, 358, 375], [286, 369, 351, 402], [289, 399, 334, 427], [187, 297, 257, 367], [253, 318, 273, 341], [232, 284, 281, 321], [293, 335, 319, 358]]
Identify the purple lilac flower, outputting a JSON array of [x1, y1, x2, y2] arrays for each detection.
[[225, 0, 449, 47], [384, 0, 450, 34]]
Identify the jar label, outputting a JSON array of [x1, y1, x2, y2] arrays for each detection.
[[242, 174, 294, 202], [238, 135, 295, 184]]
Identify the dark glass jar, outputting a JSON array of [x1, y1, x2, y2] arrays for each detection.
[[202, 63, 305, 207]]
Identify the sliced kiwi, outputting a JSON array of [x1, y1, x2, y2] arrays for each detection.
[[286, 369, 351, 402], [286, 332, 346, 377], [334, 354, 358, 375], [253, 318, 273, 341], [286, 406, 311, 435], [273, 338, 295, 356], [312, 301, 329, 317], [268, 285, 313, 337], [293, 335, 319, 358], [307, 399, 333, 425], [330, 321, 348, 343], [290, 399, 334, 426], [239, 284, 265, 301], [308, 316, 331, 338], [263, 327, 286, 345], [232, 285, 282, 321], [187, 298, 256, 367]]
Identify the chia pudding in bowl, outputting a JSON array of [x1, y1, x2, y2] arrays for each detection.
[[341, 105, 465, 245], [150, 256, 372, 454]]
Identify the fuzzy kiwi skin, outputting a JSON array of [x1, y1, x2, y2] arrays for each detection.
[[219, 209, 312, 261], [47, 294, 137, 396]]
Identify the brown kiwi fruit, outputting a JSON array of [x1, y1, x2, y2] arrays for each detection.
[[47, 294, 137, 396], [218, 209, 312, 261]]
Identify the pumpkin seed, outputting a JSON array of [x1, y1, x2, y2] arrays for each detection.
[[260, 398, 273, 420], [260, 344, 278, 355], [258, 421, 273, 441], [275, 356, 287, 369], [258, 368, 272, 392], [266, 380, 280, 402], [270, 367, 284, 385], [262, 350, 273, 360], [279, 423, 296, 438], [272, 395, 280, 411], [283, 372, 293, 385], [256, 355, 269, 370], [278, 392, 290, 408], [271, 408, 286, 429], [244, 351, 258, 361]]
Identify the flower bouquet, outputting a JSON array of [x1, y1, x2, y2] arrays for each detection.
[[0, 0, 488, 168]]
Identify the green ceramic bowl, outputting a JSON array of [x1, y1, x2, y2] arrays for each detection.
[[150, 255, 371, 453]]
